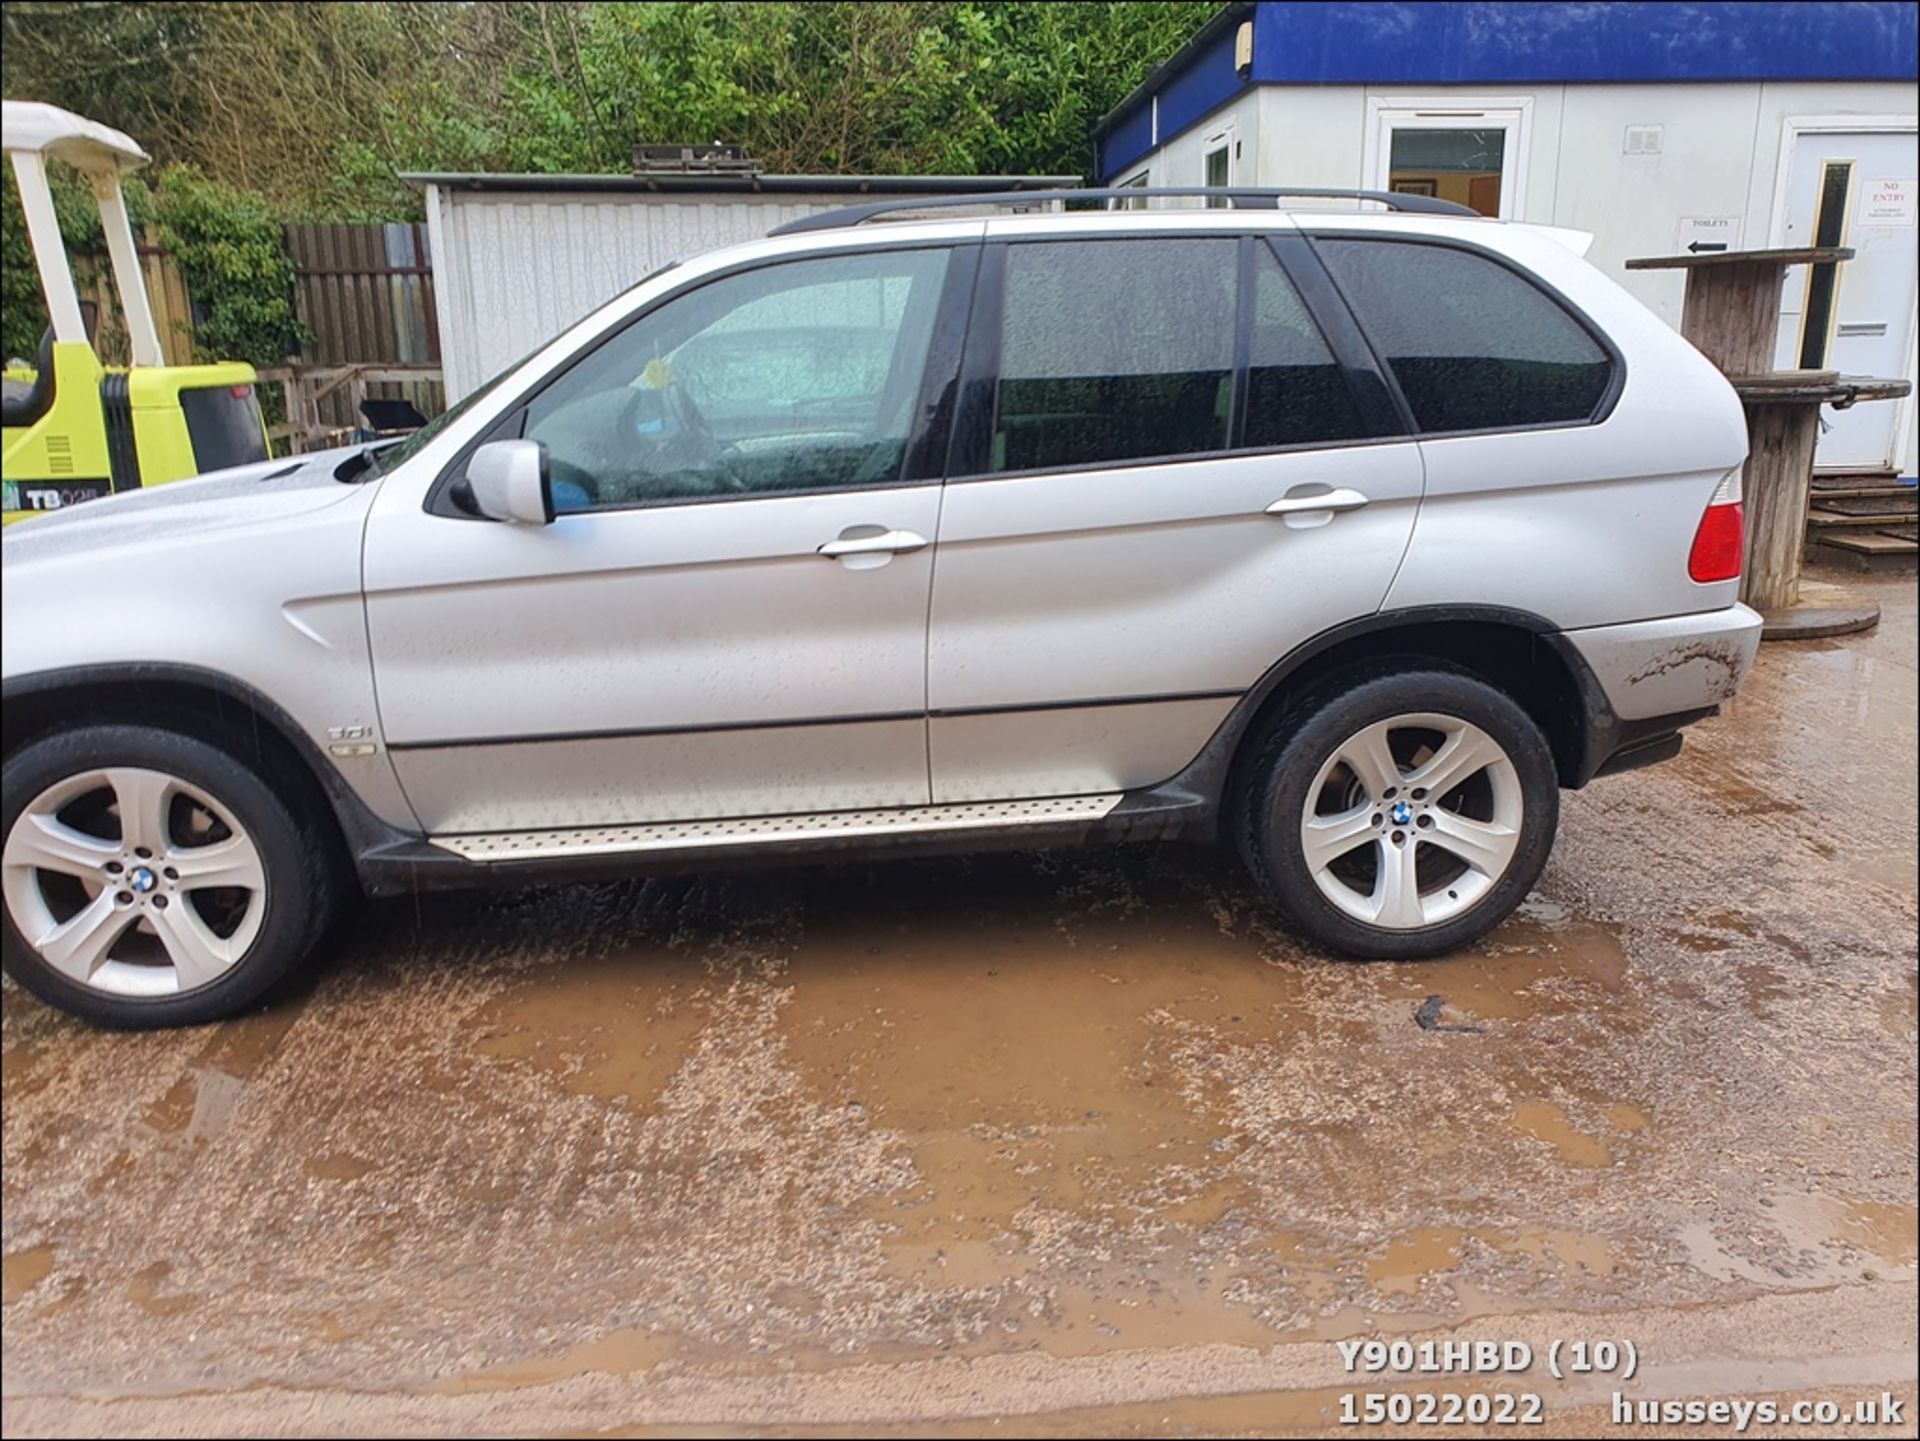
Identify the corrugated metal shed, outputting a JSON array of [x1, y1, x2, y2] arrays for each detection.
[[404, 173, 1079, 400]]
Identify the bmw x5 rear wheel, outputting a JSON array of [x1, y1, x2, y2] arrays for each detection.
[[1242, 666, 1558, 959]]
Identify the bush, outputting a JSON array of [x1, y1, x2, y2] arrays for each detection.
[[149, 167, 307, 366]]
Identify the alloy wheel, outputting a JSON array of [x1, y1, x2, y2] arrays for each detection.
[[3, 767, 266, 996], [1298, 712, 1523, 931]]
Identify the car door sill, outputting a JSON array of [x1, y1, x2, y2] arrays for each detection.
[[352, 788, 1219, 894], [440, 794, 1127, 861]]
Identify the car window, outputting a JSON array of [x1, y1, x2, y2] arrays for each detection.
[[1246, 244, 1369, 448], [524, 248, 951, 511], [990, 238, 1236, 473], [1315, 238, 1612, 434]]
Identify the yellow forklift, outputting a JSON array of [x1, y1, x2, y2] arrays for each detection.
[[3, 101, 269, 522]]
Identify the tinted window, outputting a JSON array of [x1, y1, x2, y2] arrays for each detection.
[[1316, 239, 1611, 433], [181, 384, 268, 472], [1246, 245, 1369, 448], [991, 239, 1235, 472], [525, 248, 950, 511]]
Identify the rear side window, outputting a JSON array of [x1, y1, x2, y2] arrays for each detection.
[[1315, 239, 1612, 434], [1246, 244, 1369, 448], [991, 239, 1236, 472]]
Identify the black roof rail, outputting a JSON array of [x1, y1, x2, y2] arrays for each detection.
[[768, 185, 1479, 236]]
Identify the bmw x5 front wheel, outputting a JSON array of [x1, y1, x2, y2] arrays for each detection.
[[2, 724, 332, 1028]]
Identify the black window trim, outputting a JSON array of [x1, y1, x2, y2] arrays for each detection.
[[426, 237, 980, 520], [1262, 232, 1414, 438], [1301, 229, 1627, 440], [944, 229, 1418, 487]]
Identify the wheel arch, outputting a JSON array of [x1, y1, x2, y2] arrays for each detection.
[[1163, 606, 1611, 839], [2, 664, 404, 874]]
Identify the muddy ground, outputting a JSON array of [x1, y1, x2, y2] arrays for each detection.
[[3, 574, 1916, 1438]]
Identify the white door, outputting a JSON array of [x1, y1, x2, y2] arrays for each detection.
[[1774, 126, 1919, 472], [364, 246, 960, 834], [926, 233, 1424, 804]]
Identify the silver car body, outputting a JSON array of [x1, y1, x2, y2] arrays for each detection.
[[3, 207, 1761, 872]]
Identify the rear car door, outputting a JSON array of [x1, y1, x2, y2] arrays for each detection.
[[925, 224, 1425, 803], [363, 242, 973, 834]]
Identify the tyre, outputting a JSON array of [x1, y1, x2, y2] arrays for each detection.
[[1240, 665, 1558, 959], [2, 724, 332, 1028]]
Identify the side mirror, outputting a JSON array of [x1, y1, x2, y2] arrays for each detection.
[[466, 439, 553, 524]]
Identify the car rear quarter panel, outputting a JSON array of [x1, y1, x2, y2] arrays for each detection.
[[1296, 216, 1750, 630]]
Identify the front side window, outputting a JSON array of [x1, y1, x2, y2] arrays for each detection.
[[1315, 239, 1612, 434], [524, 248, 951, 511], [990, 238, 1237, 473]]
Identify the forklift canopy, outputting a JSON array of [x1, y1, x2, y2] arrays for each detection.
[[3, 101, 149, 174], [2, 100, 162, 366]]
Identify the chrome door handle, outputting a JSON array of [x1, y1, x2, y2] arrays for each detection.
[[818, 528, 929, 559], [1265, 488, 1371, 517]]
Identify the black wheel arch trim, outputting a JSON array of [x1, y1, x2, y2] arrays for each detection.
[[1124, 603, 1631, 837], [2, 663, 417, 871]]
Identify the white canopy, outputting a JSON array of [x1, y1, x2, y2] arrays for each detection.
[[2, 100, 149, 173], [4, 100, 163, 364]]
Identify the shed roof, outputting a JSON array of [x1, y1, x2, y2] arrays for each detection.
[[401, 172, 1082, 197]]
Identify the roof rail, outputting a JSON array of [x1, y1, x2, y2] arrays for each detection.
[[768, 185, 1479, 235]]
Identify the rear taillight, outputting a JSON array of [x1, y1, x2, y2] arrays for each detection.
[[1688, 470, 1744, 583]]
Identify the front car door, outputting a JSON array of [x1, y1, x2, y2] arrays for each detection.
[[363, 241, 974, 834], [926, 219, 1425, 803]]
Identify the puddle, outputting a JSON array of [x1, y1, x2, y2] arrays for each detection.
[[3, 1245, 55, 1305], [305, 1153, 378, 1182], [467, 949, 717, 1116], [125, 1262, 196, 1318], [432, 1325, 688, 1393], [1367, 1227, 1464, 1292], [1363, 1225, 1615, 1300], [142, 1006, 305, 1141], [779, 897, 1261, 1257], [1389, 909, 1633, 1025], [1828, 1200, 1919, 1268], [1510, 1101, 1611, 1167]]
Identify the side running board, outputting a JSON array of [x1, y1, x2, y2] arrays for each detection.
[[434, 794, 1125, 863]]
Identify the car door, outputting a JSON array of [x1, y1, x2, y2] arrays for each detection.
[[926, 226, 1425, 803], [362, 243, 973, 835]]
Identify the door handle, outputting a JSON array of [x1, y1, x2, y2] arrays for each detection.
[[818, 528, 929, 559], [1265, 488, 1371, 518]]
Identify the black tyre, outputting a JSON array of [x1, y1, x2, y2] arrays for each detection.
[[2, 724, 333, 1028], [1239, 664, 1558, 959]]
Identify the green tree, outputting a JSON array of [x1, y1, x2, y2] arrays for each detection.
[[3, 2, 1219, 214]]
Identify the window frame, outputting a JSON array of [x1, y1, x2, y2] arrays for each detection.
[[1202, 124, 1236, 209], [1364, 97, 1532, 221], [944, 232, 1411, 485], [425, 239, 980, 520], [1302, 231, 1627, 441], [1111, 170, 1151, 212]]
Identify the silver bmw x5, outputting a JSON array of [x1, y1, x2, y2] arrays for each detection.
[[2, 189, 1762, 1028]]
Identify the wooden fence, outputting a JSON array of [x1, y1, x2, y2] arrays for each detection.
[[284, 222, 444, 431], [72, 229, 195, 367], [68, 221, 446, 448]]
